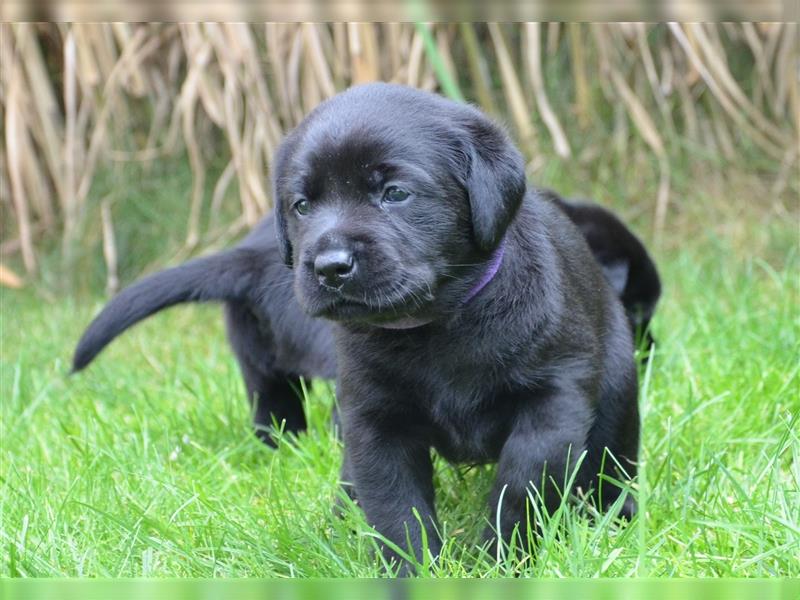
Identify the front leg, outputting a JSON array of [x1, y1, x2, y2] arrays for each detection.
[[487, 386, 592, 549], [342, 411, 440, 572], [333, 446, 358, 519]]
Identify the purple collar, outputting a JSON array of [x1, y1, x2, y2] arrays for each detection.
[[463, 238, 506, 304], [377, 239, 506, 330]]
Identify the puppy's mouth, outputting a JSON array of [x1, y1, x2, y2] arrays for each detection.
[[307, 284, 435, 325]]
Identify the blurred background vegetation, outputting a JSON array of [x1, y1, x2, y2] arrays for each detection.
[[1, 23, 797, 295]]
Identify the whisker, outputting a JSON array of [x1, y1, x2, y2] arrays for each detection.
[[439, 262, 484, 268]]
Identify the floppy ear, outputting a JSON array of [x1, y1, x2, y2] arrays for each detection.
[[274, 199, 293, 268], [461, 117, 527, 251], [272, 137, 296, 268]]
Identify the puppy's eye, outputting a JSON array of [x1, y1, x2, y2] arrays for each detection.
[[293, 198, 311, 216], [382, 186, 410, 204]]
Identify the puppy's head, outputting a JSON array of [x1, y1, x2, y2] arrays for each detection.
[[273, 83, 526, 325]]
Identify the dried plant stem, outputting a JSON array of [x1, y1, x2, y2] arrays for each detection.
[[459, 23, 497, 115], [0, 264, 24, 288], [100, 199, 118, 296], [487, 23, 537, 153], [5, 56, 37, 272], [526, 23, 571, 158], [568, 24, 591, 129]]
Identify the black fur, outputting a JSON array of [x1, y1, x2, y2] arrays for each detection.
[[547, 193, 661, 352], [73, 83, 660, 572]]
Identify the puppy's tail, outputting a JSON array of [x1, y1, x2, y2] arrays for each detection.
[[72, 248, 263, 372]]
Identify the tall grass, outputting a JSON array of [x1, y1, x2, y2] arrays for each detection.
[[1, 23, 798, 282]]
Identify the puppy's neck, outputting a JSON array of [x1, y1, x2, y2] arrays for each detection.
[[463, 239, 506, 304], [375, 240, 506, 330]]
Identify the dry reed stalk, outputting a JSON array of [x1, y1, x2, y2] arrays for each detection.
[[210, 158, 236, 224], [741, 22, 773, 110], [286, 25, 305, 124], [220, 44, 259, 229], [406, 29, 425, 88], [567, 23, 591, 129], [100, 199, 118, 296], [5, 53, 37, 272], [788, 40, 800, 136], [227, 23, 281, 145], [0, 223, 46, 256], [0, 263, 24, 288], [304, 23, 336, 100], [419, 60, 437, 92], [690, 23, 789, 147], [332, 23, 350, 86], [436, 26, 463, 99], [675, 71, 699, 142], [771, 146, 799, 197], [301, 43, 323, 114], [525, 23, 571, 158], [313, 23, 340, 86], [13, 24, 62, 222], [459, 23, 497, 116], [487, 23, 537, 154], [62, 27, 80, 258], [141, 68, 173, 161], [608, 67, 670, 238], [659, 45, 674, 96], [546, 22, 561, 55], [111, 23, 147, 96], [707, 94, 737, 160], [265, 23, 293, 127], [17, 116, 54, 230], [385, 23, 403, 80], [0, 30, 55, 235], [635, 23, 674, 139], [222, 24, 273, 212], [348, 23, 379, 84], [178, 24, 209, 248], [76, 26, 159, 213], [189, 27, 224, 127], [772, 23, 797, 121]]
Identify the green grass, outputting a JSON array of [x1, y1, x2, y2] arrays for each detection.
[[1, 157, 798, 577]]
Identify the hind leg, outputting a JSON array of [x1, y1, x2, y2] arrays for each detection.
[[242, 366, 306, 445], [224, 302, 307, 446], [591, 415, 639, 520], [584, 370, 640, 520], [328, 404, 359, 514]]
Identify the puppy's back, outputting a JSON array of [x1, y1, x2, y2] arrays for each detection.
[[545, 192, 661, 337]]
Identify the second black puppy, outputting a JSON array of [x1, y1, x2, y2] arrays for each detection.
[[74, 84, 658, 570]]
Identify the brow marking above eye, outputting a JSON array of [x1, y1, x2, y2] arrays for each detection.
[[367, 169, 385, 188]]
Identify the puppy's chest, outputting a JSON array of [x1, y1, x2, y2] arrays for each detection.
[[414, 368, 516, 463], [359, 333, 543, 463]]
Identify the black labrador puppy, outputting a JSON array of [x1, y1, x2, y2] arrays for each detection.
[[73, 83, 660, 570]]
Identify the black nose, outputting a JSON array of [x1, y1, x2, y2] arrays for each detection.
[[314, 248, 355, 287]]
